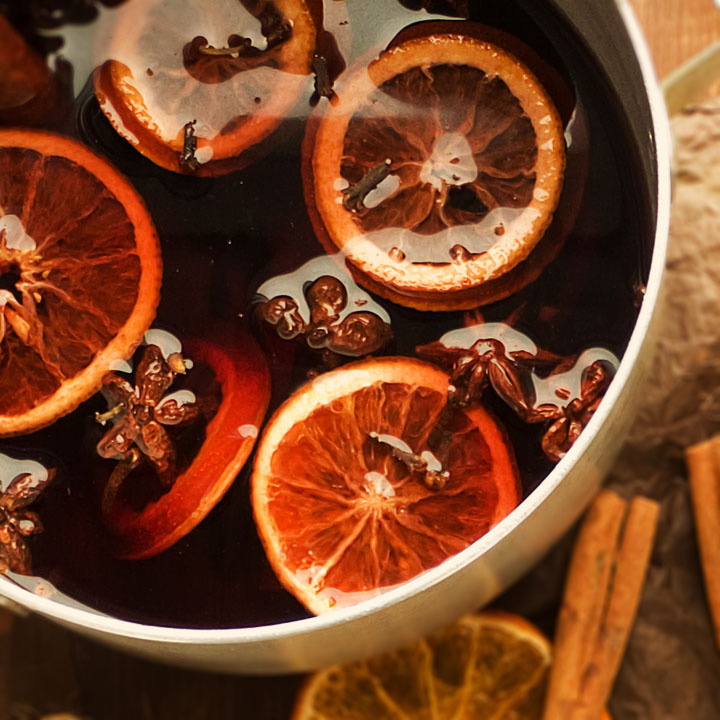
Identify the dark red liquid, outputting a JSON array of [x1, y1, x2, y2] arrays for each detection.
[[1, 0, 652, 628]]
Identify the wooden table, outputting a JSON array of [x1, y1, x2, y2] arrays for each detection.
[[3, 2, 720, 718], [631, 0, 720, 80]]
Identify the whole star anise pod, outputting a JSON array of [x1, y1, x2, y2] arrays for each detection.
[[417, 329, 618, 462], [540, 360, 612, 461], [0, 468, 53, 575], [95, 344, 200, 513]]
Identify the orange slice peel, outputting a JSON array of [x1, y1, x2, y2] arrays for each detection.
[[0, 129, 161, 437], [252, 356, 520, 614], [306, 33, 566, 310], [94, 0, 316, 175], [104, 328, 271, 559]]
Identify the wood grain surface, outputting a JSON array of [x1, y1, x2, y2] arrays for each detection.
[[3, 2, 720, 719], [630, 0, 720, 79]]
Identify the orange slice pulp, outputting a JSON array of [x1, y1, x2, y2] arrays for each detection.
[[0, 129, 161, 437], [252, 357, 520, 614], [94, 0, 316, 175], [104, 329, 271, 559], [306, 33, 566, 310]]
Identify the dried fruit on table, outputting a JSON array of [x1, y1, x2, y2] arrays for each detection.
[[100, 328, 270, 559], [304, 33, 565, 311], [251, 357, 520, 614], [0, 129, 161, 437], [294, 611, 612, 720], [94, 0, 316, 175]]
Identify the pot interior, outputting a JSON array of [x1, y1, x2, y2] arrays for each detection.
[[0, 0, 661, 643]]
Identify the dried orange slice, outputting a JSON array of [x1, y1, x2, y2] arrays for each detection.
[[104, 329, 270, 559], [293, 611, 613, 720], [306, 33, 566, 310], [94, 0, 316, 175], [252, 357, 520, 614], [0, 129, 161, 437]]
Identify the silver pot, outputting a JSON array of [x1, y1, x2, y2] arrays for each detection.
[[0, 0, 671, 674]]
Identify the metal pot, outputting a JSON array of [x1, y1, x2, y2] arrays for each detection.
[[0, 0, 671, 674]]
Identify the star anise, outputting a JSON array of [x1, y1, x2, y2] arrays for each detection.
[[417, 332, 617, 462], [0, 469, 53, 575], [540, 361, 612, 461], [259, 275, 392, 363], [417, 337, 558, 415], [95, 344, 200, 513]]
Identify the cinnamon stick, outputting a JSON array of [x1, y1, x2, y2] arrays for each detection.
[[543, 490, 659, 720], [685, 436, 720, 649], [0, 606, 14, 719], [542, 490, 627, 720], [570, 497, 660, 720]]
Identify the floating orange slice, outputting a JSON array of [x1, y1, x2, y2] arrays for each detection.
[[0, 129, 161, 437], [252, 357, 520, 614], [305, 33, 566, 310], [293, 611, 612, 720], [104, 329, 271, 559], [94, 0, 316, 175]]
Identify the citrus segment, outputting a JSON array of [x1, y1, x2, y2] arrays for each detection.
[[0, 129, 161, 436], [94, 0, 316, 175], [306, 34, 566, 310], [252, 357, 520, 614], [293, 612, 554, 720], [104, 329, 271, 559]]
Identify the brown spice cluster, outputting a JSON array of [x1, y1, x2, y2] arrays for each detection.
[[417, 337, 613, 462], [259, 275, 392, 358], [0, 469, 53, 575], [95, 344, 199, 513]]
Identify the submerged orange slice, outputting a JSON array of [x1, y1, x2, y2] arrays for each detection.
[[252, 357, 520, 614], [293, 611, 613, 720], [306, 33, 566, 310], [104, 329, 271, 559], [0, 129, 161, 437], [94, 0, 316, 175]]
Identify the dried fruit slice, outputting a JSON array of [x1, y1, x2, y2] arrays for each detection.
[[293, 611, 603, 720], [104, 329, 270, 559], [306, 33, 566, 310], [252, 357, 520, 614], [94, 0, 316, 175], [0, 129, 161, 437]]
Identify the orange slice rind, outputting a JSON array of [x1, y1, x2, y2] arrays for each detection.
[[252, 356, 520, 614], [105, 329, 271, 559], [94, 0, 316, 175], [0, 129, 161, 437], [307, 33, 566, 310]]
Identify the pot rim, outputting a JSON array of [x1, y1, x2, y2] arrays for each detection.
[[0, 0, 672, 648]]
